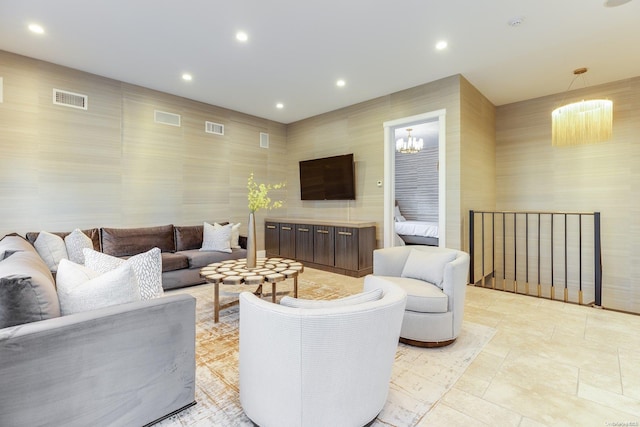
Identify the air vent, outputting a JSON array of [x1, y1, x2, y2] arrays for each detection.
[[260, 132, 269, 149], [205, 121, 224, 135], [154, 110, 181, 127], [53, 88, 88, 110]]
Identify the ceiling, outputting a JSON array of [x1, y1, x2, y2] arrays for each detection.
[[1, 0, 639, 124]]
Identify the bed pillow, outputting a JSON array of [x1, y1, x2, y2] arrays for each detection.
[[401, 249, 457, 288], [201, 222, 232, 253], [64, 229, 94, 264], [280, 288, 383, 308], [56, 259, 140, 315], [83, 247, 164, 300], [33, 231, 69, 272], [230, 223, 242, 249], [394, 205, 406, 222]]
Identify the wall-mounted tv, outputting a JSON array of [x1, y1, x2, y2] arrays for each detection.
[[299, 153, 356, 200]]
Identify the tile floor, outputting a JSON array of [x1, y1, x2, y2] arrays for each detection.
[[425, 284, 640, 427], [301, 267, 640, 426]]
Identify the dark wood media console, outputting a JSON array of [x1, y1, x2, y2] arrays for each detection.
[[265, 218, 376, 277]]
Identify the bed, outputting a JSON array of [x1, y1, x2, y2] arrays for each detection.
[[395, 220, 439, 246]]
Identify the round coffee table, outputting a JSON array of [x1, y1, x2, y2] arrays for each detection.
[[200, 257, 304, 323]]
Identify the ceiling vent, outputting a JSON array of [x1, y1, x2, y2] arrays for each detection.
[[260, 132, 269, 148], [53, 88, 88, 110], [205, 121, 224, 135], [154, 110, 181, 127]]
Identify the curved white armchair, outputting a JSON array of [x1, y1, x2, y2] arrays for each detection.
[[366, 245, 470, 347], [239, 278, 406, 427]]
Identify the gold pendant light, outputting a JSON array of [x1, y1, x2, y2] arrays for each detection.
[[551, 68, 613, 147], [396, 128, 424, 154]]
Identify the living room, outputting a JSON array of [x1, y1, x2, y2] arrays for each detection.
[[1, 1, 640, 426]]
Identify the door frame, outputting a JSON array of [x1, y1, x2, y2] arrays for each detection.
[[382, 109, 447, 248]]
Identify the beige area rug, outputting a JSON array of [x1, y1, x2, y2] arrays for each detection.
[[156, 276, 496, 427]]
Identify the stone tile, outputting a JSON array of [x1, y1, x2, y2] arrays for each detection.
[[578, 382, 640, 417], [483, 376, 634, 426], [619, 346, 640, 400]]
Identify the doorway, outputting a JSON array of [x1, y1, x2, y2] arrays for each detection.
[[383, 110, 446, 248]]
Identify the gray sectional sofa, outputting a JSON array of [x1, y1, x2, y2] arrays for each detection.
[[1, 223, 245, 426], [25, 222, 247, 290]]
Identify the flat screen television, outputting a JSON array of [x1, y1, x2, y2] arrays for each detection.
[[299, 154, 356, 200]]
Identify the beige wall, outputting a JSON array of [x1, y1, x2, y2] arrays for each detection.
[[495, 76, 640, 313], [286, 75, 465, 249], [0, 50, 287, 246]]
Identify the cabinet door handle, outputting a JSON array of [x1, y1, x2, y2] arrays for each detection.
[[282, 226, 292, 230], [317, 229, 329, 234], [266, 225, 276, 229], [298, 228, 309, 232], [338, 231, 352, 236]]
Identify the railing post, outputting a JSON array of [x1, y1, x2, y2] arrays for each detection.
[[594, 212, 602, 307], [469, 210, 475, 285]]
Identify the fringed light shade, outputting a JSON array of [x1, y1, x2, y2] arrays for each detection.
[[552, 99, 613, 146], [551, 67, 613, 147]]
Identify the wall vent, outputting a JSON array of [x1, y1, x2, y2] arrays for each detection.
[[205, 121, 224, 135], [154, 110, 181, 127], [260, 132, 269, 148], [53, 88, 88, 110]]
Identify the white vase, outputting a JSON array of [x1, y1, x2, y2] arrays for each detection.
[[247, 212, 257, 268]]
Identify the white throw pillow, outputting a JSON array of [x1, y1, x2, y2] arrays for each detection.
[[280, 288, 383, 308], [394, 205, 406, 222], [230, 222, 241, 249], [401, 249, 457, 288], [200, 222, 232, 253], [64, 229, 93, 264], [84, 247, 164, 300], [56, 259, 141, 315], [34, 231, 69, 272]]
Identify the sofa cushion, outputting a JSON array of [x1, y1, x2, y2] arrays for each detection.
[[400, 249, 457, 288], [26, 228, 101, 252], [84, 248, 164, 300], [200, 222, 232, 253], [101, 224, 175, 257], [280, 288, 382, 308], [175, 225, 204, 251], [33, 231, 69, 272], [56, 259, 141, 315], [378, 276, 448, 313], [0, 250, 60, 326], [179, 248, 246, 269], [64, 229, 94, 264], [0, 234, 37, 260], [162, 252, 190, 272]]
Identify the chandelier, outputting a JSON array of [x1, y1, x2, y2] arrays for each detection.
[[396, 128, 424, 154], [551, 68, 613, 147]]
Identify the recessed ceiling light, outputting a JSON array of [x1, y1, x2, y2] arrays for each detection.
[[507, 16, 525, 27], [336, 79, 346, 87], [276, 103, 284, 109], [236, 31, 248, 42], [435, 40, 448, 50], [28, 24, 44, 34], [182, 73, 192, 81]]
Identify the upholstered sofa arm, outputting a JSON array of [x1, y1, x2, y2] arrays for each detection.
[[0, 294, 196, 427]]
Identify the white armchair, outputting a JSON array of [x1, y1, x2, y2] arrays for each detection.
[[366, 245, 470, 347], [238, 278, 406, 427]]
